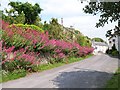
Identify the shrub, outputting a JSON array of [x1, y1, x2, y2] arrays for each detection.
[[106, 44, 119, 56], [1, 21, 48, 52], [9, 24, 44, 32], [111, 50, 119, 56], [106, 49, 109, 54], [1, 20, 94, 72], [2, 46, 41, 72]]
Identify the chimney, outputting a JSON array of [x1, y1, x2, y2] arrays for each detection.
[[61, 18, 63, 26]]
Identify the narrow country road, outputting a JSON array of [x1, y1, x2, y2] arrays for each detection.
[[1, 54, 119, 88]]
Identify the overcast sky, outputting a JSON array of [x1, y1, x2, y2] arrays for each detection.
[[0, 0, 118, 41]]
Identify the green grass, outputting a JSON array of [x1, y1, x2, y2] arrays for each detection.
[[35, 54, 93, 72], [0, 54, 93, 83], [105, 67, 120, 89], [0, 69, 26, 83]]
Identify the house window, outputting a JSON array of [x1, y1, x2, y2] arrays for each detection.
[[113, 39, 115, 42], [95, 47, 97, 49], [109, 41, 111, 43]]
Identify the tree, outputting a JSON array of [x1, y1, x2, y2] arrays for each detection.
[[83, 2, 120, 28], [34, 16, 43, 27], [43, 18, 63, 39], [106, 26, 120, 38], [1, 8, 25, 24], [83, 1, 120, 39], [49, 18, 63, 39], [8, 2, 42, 24], [43, 21, 49, 31]]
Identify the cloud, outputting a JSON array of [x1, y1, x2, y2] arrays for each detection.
[[40, 0, 88, 18], [0, 0, 9, 11]]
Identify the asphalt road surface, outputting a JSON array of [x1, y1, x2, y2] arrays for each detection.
[[1, 54, 119, 88]]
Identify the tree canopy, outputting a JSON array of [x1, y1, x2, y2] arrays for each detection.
[[7, 2, 42, 24], [83, 2, 120, 28], [83, 1, 120, 38], [106, 26, 120, 38]]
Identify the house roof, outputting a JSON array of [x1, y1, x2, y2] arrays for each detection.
[[92, 42, 108, 46]]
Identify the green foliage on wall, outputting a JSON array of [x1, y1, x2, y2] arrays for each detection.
[[9, 24, 44, 32]]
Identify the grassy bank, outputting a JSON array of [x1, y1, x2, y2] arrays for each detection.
[[0, 54, 93, 83], [105, 67, 120, 89]]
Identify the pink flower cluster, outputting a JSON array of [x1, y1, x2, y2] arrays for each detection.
[[0, 40, 2, 52], [2, 46, 41, 65], [0, 20, 9, 30], [4, 46, 15, 53], [1, 20, 94, 64]]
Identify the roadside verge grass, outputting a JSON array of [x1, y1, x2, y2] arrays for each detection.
[[105, 67, 120, 89]]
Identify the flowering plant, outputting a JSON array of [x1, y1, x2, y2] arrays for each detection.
[[2, 45, 41, 72], [1, 20, 94, 72]]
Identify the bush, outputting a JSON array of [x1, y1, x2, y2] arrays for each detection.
[[10, 24, 44, 32], [106, 49, 112, 54], [111, 50, 119, 56], [106, 49, 109, 54], [2, 46, 41, 72], [1, 20, 94, 73], [106, 44, 119, 56], [1, 22, 48, 52]]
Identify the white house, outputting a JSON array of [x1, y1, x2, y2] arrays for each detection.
[[108, 35, 120, 53], [107, 25, 120, 54], [92, 41, 108, 55]]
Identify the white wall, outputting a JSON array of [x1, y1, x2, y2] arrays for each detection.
[[92, 45, 108, 55], [118, 36, 120, 54], [108, 36, 119, 51]]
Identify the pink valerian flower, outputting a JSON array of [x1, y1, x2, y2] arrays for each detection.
[[21, 54, 35, 63], [39, 32, 49, 43], [32, 39, 38, 45], [0, 40, 2, 52], [2, 46, 41, 65], [2, 52, 16, 64], [53, 54, 57, 58], [0, 19, 9, 30], [53, 53, 65, 59], [2, 46, 16, 64], [55, 40, 71, 50], [18, 51, 40, 65], [58, 53, 65, 59], [19, 48, 26, 53], [4, 46, 15, 53], [54, 49, 61, 53], [45, 39, 56, 49], [2, 27, 14, 37], [72, 42, 81, 49], [7, 52, 15, 61]]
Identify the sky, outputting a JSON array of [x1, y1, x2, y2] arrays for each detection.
[[0, 0, 118, 41]]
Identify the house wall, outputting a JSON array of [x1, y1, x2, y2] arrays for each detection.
[[118, 36, 120, 54], [108, 36, 119, 51], [92, 45, 108, 55]]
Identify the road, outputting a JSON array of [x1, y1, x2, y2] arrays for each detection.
[[1, 54, 119, 88]]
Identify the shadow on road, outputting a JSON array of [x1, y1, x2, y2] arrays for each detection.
[[52, 69, 117, 88], [108, 54, 120, 59]]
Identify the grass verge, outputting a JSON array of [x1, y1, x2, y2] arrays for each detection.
[[0, 54, 93, 83], [105, 67, 120, 89]]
